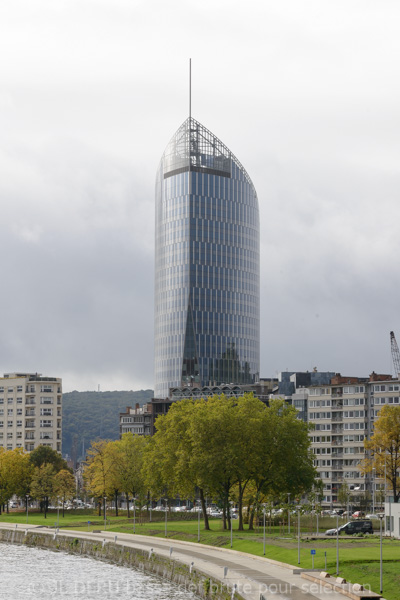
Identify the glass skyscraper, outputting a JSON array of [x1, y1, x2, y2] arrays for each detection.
[[154, 117, 259, 399]]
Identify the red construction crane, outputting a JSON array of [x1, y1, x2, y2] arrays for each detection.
[[390, 331, 400, 375]]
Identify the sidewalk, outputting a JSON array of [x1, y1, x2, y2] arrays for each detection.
[[0, 523, 372, 600]]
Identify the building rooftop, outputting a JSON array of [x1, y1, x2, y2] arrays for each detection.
[[161, 117, 256, 189]]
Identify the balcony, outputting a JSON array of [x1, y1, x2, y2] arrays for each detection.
[[332, 427, 343, 434], [332, 400, 343, 408], [25, 410, 35, 417]]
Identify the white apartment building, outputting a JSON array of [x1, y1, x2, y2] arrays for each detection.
[[306, 372, 396, 508], [0, 373, 62, 453]]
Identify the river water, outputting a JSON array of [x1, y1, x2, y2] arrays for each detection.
[[0, 543, 198, 600]]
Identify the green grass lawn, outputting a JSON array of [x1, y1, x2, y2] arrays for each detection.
[[1, 511, 399, 600]]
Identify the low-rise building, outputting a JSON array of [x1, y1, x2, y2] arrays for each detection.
[[119, 403, 152, 437], [0, 372, 62, 453]]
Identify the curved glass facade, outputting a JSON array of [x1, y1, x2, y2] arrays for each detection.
[[154, 117, 259, 398]]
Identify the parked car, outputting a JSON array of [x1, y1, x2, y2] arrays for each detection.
[[325, 520, 373, 536], [365, 514, 380, 520], [352, 511, 365, 518]]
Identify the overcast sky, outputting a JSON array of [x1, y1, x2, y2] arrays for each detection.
[[1, 0, 399, 392]]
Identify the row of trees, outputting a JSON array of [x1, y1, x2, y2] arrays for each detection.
[[0, 446, 75, 517], [84, 395, 317, 529]]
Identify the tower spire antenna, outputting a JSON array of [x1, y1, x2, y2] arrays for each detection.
[[189, 58, 191, 120]]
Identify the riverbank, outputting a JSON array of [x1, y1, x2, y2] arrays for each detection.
[[0, 525, 235, 600], [0, 523, 376, 600]]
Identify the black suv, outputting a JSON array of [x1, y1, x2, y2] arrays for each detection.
[[326, 519, 373, 535]]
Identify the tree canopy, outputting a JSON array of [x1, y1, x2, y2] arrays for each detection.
[[144, 394, 316, 530], [363, 404, 400, 502]]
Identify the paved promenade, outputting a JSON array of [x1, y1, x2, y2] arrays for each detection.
[[0, 523, 363, 600]]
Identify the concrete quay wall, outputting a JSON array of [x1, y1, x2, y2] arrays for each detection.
[[0, 527, 240, 600]]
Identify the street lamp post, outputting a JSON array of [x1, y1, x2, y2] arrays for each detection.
[[197, 501, 201, 542], [372, 468, 376, 514], [230, 503, 233, 549], [262, 504, 266, 556], [164, 498, 168, 537], [384, 461, 387, 535], [57, 497, 60, 528], [379, 514, 383, 594], [297, 507, 301, 565], [150, 495, 152, 523], [133, 497, 137, 534], [26, 495, 29, 524], [336, 514, 339, 575], [287, 494, 290, 534], [104, 497, 107, 530]]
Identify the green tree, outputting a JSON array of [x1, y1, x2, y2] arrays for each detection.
[[247, 400, 316, 527], [363, 404, 400, 502], [0, 449, 33, 514], [0, 449, 14, 511], [187, 394, 240, 530], [30, 464, 57, 517], [112, 434, 148, 517], [84, 440, 117, 516], [53, 469, 76, 517], [143, 398, 203, 521], [337, 480, 351, 509], [29, 446, 69, 472]]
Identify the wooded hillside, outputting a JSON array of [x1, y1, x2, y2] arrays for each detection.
[[62, 390, 154, 461]]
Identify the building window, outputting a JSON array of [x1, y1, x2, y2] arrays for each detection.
[[40, 397, 54, 404], [40, 408, 53, 416], [40, 385, 53, 393], [7, 421, 13, 427], [343, 386, 355, 394], [40, 420, 53, 428]]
